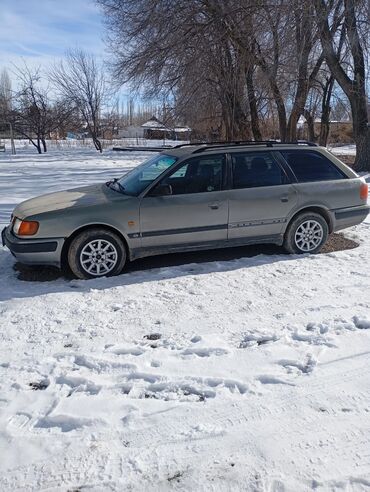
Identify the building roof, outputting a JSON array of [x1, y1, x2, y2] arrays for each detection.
[[140, 117, 192, 132], [141, 116, 168, 129]]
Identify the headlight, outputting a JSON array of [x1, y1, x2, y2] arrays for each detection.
[[13, 218, 39, 236]]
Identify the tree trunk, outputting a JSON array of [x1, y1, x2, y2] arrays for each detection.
[[287, 109, 301, 142], [256, 50, 287, 141], [233, 98, 251, 140], [246, 66, 262, 140], [351, 99, 370, 171], [41, 137, 47, 153], [319, 114, 330, 147], [314, 0, 370, 170], [35, 137, 42, 154], [262, 69, 287, 141], [319, 76, 334, 147], [274, 88, 288, 142], [354, 131, 370, 171], [303, 109, 316, 142], [92, 135, 102, 152]]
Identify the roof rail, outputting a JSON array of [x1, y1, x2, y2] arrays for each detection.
[[191, 140, 318, 154], [172, 142, 205, 148]]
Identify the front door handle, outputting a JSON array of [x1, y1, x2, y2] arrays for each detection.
[[208, 202, 220, 210], [280, 196, 289, 203]]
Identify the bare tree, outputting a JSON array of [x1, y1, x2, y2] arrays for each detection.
[[98, 0, 256, 140], [98, 0, 369, 151], [8, 65, 74, 153], [50, 50, 107, 152], [10, 66, 53, 153], [314, 0, 370, 170], [0, 68, 12, 114]]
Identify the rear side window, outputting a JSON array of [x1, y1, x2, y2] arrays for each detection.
[[231, 151, 288, 189], [281, 151, 346, 182]]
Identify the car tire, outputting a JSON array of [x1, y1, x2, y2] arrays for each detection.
[[283, 212, 329, 254], [67, 228, 127, 279]]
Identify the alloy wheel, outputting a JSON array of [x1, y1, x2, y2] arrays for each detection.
[[294, 220, 324, 252], [79, 239, 118, 276]]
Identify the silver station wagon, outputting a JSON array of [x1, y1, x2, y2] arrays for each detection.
[[2, 141, 369, 279]]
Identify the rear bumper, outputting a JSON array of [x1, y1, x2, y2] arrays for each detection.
[[332, 205, 370, 231], [2, 225, 64, 267]]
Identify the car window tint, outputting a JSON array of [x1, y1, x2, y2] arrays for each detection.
[[281, 151, 346, 182], [162, 155, 225, 195], [232, 152, 287, 189]]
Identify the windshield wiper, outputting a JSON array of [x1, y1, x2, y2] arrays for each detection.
[[106, 178, 126, 194]]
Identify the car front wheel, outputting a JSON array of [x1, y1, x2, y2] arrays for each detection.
[[67, 228, 127, 279], [283, 212, 329, 254]]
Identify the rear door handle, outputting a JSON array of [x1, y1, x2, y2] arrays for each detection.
[[208, 202, 220, 210], [281, 196, 289, 202]]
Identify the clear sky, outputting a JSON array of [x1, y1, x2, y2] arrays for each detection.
[[0, 0, 105, 78]]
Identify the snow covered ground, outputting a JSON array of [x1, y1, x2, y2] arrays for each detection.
[[328, 144, 356, 156], [0, 148, 370, 491]]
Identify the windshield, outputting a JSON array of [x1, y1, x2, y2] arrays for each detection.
[[109, 154, 177, 196]]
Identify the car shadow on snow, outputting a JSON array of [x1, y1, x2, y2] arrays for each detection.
[[3, 243, 289, 302], [1, 233, 358, 302], [16, 243, 283, 282]]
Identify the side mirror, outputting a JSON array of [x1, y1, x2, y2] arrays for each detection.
[[148, 183, 173, 197]]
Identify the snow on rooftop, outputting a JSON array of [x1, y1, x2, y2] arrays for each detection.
[[141, 116, 168, 129]]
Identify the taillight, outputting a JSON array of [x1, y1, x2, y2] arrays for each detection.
[[13, 218, 39, 236], [360, 183, 368, 200]]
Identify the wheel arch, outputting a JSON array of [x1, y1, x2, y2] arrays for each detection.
[[286, 206, 333, 234], [61, 223, 131, 269]]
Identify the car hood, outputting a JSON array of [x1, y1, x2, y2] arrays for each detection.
[[14, 183, 127, 219]]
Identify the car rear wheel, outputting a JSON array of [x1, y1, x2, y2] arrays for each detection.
[[284, 212, 328, 254], [67, 228, 126, 279]]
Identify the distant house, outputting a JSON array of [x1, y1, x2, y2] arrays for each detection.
[[118, 116, 191, 140], [141, 116, 172, 139], [173, 126, 192, 140]]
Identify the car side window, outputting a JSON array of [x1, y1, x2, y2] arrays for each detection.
[[281, 151, 346, 182], [231, 152, 288, 189], [161, 155, 225, 195]]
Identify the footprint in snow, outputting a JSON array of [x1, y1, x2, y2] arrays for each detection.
[[181, 347, 228, 357], [279, 356, 317, 375], [239, 333, 279, 348], [257, 375, 295, 386], [353, 316, 370, 329]]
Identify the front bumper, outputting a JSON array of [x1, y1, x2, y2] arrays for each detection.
[[2, 225, 65, 267]]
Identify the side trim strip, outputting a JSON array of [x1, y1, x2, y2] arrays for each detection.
[[228, 218, 287, 229], [129, 217, 287, 239]]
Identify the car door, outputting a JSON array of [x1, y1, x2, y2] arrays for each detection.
[[139, 153, 229, 249], [228, 151, 298, 240]]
